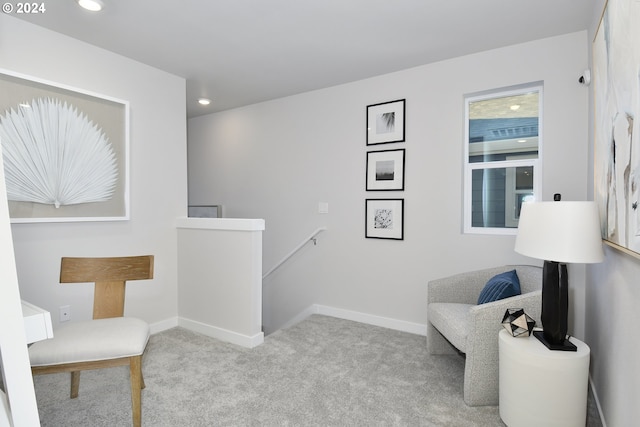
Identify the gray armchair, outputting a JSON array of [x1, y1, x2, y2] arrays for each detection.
[[427, 265, 542, 406]]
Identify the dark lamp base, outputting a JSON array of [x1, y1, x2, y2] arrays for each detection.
[[533, 330, 577, 352]]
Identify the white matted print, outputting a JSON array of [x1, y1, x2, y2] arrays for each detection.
[[0, 69, 129, 223], [365, 198, 404, 240], [366, 99, 405, 145], [366, 149, 405, 191]]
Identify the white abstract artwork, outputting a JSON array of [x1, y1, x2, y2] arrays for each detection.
[[594, 0, 640, 255], [0, 98, 118, 208], [0, 70, 129, 222]]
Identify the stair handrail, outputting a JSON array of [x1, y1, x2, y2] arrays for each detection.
[[262, 227, 327, 280]]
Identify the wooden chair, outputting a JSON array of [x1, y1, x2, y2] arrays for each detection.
[[28, 255, 154, 427]]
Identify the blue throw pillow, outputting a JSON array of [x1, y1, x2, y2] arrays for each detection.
[[477, 270, 521, 305]]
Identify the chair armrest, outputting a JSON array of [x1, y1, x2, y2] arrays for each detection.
[[461, 290, 542, 405], [467, 290, 542, 347]]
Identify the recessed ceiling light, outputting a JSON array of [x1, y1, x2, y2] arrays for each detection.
[[510, 104, 520, 111], [518, 139, 527, 143], [77, 0, 104, 12], [198, 98, 211, 106]]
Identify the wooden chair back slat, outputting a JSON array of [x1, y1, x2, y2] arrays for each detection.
[[60, 256, 154, 283], [93, 280, 127, 319], [60, 256, 154, 319]]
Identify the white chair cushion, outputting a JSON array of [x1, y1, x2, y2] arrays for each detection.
[[427, 303, 472, 353], [29, 317, 150, 366]]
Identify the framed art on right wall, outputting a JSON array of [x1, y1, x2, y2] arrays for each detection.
[[593, 0, 640, 257]]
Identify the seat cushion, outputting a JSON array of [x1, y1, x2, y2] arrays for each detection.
[[428, 303, 473, 353], [29, 317, 150, 366], [477, 270, 521, 305]]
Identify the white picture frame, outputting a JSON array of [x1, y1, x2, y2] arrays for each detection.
[[0, 69, 130, 223]]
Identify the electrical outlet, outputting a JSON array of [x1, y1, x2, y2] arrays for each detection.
[[59, 305, 71, 322]]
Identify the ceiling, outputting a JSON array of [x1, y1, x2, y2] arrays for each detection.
[[15, 0, 596, 118]]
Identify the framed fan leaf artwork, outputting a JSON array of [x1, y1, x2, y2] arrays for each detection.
[[0, 69, 129, 222]]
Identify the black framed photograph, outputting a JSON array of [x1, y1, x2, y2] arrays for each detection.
[[365, 199, 404, 240], [366, 149, 405, 191], [366, 99, 405, 145]]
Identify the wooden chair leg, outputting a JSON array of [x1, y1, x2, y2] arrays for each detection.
[[141, 372, 146, 390], [129, 356, 143, 427], [70, 371, 80, 398]]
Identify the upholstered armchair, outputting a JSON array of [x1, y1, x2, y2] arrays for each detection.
[[427, 265, 542, 406]]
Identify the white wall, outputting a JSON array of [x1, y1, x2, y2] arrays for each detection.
[[585, 1, 640, 426], [587, 247, 640, 426], [188, 31, 591, 334], [0, 15, 187, 328], [176, 218, 264, 347]]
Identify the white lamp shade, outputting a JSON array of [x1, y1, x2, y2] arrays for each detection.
[[515, 201, 604, 263]]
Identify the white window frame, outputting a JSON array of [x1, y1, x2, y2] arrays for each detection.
[[463, 84, 543, 235]]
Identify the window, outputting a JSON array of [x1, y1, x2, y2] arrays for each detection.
[[463, 84, 542, 234]]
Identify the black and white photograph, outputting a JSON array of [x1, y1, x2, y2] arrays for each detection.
[[376, 161, 394, 180], [366, 149, 405, 191], [365, 198, 404, 240], [366, 99, 405, 145]]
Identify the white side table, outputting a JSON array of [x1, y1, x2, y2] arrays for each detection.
[[21, 300, 54, 344], [499, 329, 590, 427]]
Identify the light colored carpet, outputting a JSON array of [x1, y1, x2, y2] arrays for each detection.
[[33, 315, 601, 426]]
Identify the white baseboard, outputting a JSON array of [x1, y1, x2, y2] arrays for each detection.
[[154, 306, 426, 347], [283, 304, 427, 336], [589, 375, 607, 427], [278, 306, 319, 331], [149, 316, 179, 335], [177, 316, 264, 348]]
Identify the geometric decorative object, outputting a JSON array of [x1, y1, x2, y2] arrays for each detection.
[[0, 97, 118, 208], [501, 308, 536, 337]]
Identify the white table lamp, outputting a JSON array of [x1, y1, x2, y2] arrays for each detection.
[[514, 196, 603, 351]]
